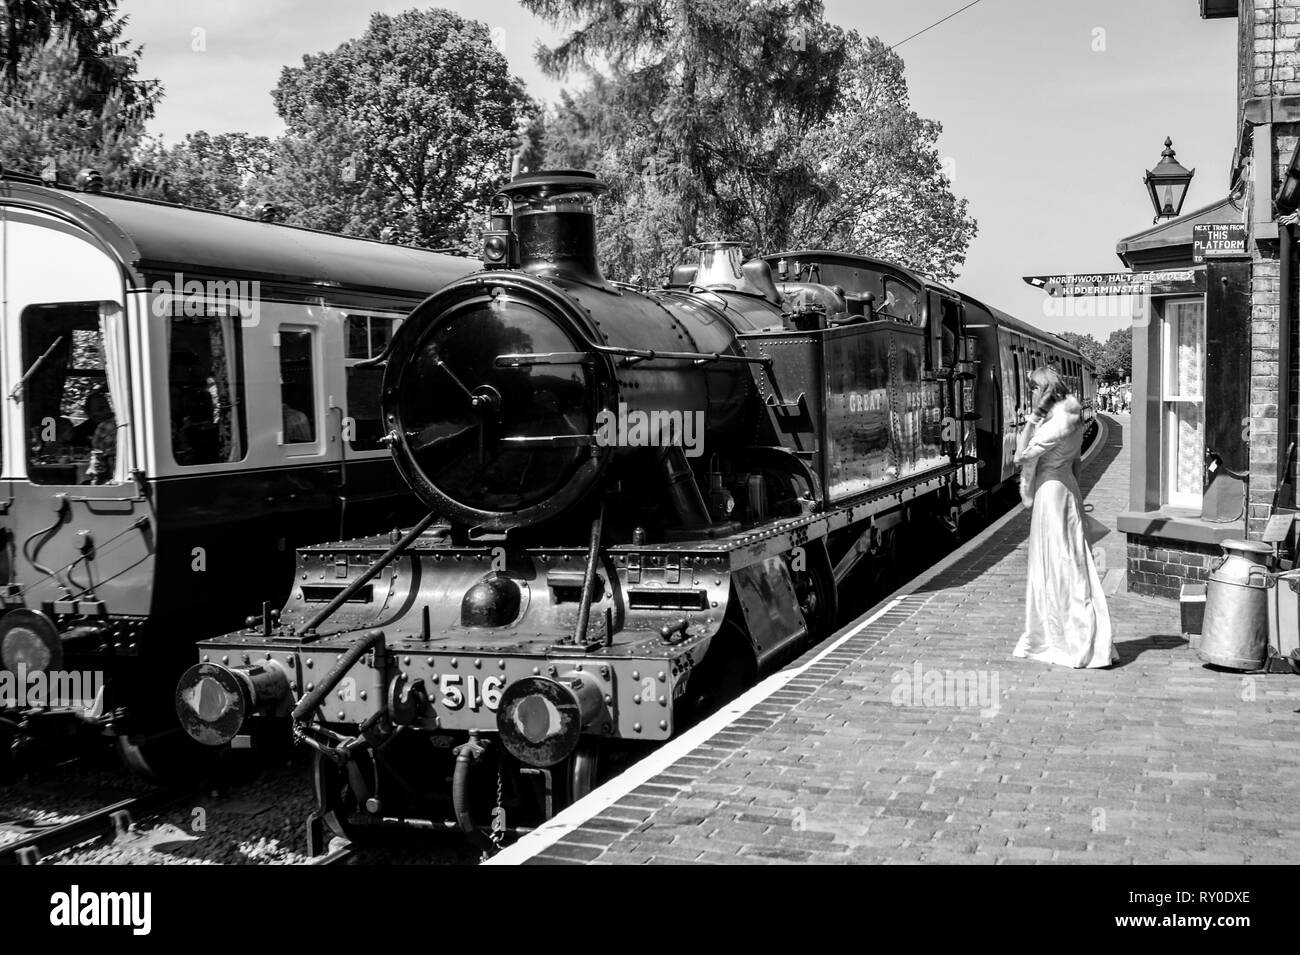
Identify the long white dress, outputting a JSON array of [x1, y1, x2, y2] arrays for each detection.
[[1012, 397, 1116, 668]]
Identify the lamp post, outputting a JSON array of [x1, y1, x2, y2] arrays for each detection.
[[1144, 137, 1195, 223]]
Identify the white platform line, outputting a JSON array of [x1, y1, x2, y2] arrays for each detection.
[[483, 596, 906, 866]]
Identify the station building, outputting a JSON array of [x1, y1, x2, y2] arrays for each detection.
[[1116, 0, 1300, 598]]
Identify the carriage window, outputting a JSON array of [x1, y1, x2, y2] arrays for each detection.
[[21, 303, 122, 485], [1012, 351, 1023, 410], [168, 314, 248, 466], [278, 328, 317, 445], [344, 315, 398, 451]]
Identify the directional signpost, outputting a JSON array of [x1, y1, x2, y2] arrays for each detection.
[[1022, 269, 1204, 297]]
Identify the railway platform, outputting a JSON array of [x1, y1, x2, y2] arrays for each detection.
[[492, 414, 1300, 865]]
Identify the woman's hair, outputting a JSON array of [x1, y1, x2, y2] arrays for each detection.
[[1030, 365, 1068, 417]]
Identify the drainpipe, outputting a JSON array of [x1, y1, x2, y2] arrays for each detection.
[[1280, 218, 1294, 506]]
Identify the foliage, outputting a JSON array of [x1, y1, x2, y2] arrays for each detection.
[[1057, 331, 1105, 366], [0, 0, 151, 101], [0, 32, 159, 190], [267, 9, 534, 249], [1095, 327, 1132, 383], [521, 0, 976, 282], [138, 131, 276, 212]]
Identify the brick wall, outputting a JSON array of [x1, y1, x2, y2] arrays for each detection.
[[1241, 0, 1256, 123], [1126, 535, 1224, 599], [1242, 1, 1300, 535]]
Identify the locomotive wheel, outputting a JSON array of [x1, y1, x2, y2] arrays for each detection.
[[870, 528, 901, 593], [678, 622, 755, 724], [0, 721, 15, 783], [795, 559, 836, 641]]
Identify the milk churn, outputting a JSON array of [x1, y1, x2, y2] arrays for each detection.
[[1198, 539, 1273, 671]]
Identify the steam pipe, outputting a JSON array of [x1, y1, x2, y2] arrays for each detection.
[[660, 446, 712, 528], [452, 733, 496, 852], [572, 502, 605, 646], [300, 511, 439, 637]]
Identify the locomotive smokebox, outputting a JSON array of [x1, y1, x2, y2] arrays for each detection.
[[501, 169, 609, 289], [496, 671, 604, 767]]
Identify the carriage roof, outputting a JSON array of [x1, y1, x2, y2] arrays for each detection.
[[0, 175, 470, 300]]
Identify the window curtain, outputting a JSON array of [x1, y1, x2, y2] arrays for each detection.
[[98, 302, 129, 481], [206, 316, 242, 461]]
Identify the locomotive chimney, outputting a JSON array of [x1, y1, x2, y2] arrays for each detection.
[[498, 169, 609, 289]]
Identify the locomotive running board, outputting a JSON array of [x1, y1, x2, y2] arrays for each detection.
[[607, 461, 960, 574]]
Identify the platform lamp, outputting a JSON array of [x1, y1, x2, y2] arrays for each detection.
[[1144, 137, 1195, 223]]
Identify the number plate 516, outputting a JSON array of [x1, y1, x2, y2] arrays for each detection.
[[438, 674, 503, 711]]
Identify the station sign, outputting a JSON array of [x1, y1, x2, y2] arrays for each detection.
[[1192, 223, 1248, 263], [1022, 269, 1203, 297]]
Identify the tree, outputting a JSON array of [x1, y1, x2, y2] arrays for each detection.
[[1058, 331, 1105, 367], [139, 131, 276, 212], [1096, 328, 1132, 383], [0, 31, 159, 190], [522, 0, 976, 281], [783, 35, 976, 278], [268, 9, 534, 249], [0, 0, 145, 97]]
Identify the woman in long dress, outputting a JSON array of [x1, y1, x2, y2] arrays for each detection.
[[1012, 366, 1116, 668]]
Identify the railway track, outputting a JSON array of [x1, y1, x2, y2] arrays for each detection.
[[308, 840, 355, 865], [0, 788, 192, 865]]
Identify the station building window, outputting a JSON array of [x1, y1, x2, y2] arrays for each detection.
[[1163, 298, 1205, 508], [344, 314, 398, 451], [168, 313, 248, 466]]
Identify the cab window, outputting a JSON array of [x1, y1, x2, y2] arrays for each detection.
[[880, 279, 920, 325]]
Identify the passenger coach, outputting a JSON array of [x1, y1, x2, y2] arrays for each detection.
[[0, 171, 472, 775]]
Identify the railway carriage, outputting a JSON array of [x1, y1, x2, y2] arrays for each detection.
[[174, 169, 1094, 851], [0, 172, 473, 774]]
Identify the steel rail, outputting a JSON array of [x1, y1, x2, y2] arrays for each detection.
[[0, 787, 190, 865]]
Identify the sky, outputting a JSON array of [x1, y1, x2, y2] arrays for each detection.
[[117, 0, 1239, 341]]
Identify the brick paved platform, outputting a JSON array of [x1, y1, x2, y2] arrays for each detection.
[[510, 415, 1300, 864]]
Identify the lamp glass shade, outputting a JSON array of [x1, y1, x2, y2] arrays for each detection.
[[1144, 138, 1194, 220]]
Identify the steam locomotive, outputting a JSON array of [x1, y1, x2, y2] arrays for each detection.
[[0, 172, 472, 777], [174, 170, 1093, 850]]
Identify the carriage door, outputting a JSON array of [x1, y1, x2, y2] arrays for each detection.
[[1, 209, 152, 624], [338, 310, 410, 534]]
